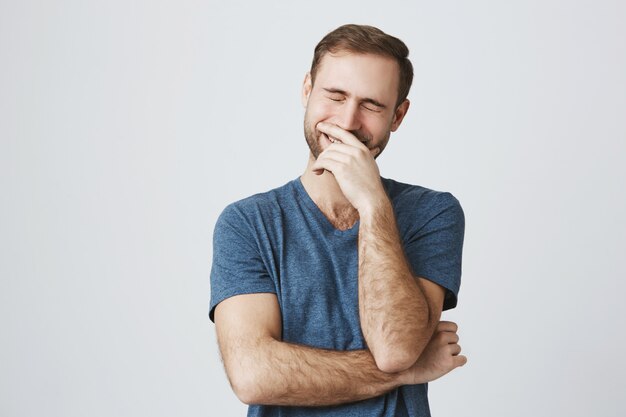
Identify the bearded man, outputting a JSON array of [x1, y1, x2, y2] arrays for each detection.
[[210, 24, 466, 417]]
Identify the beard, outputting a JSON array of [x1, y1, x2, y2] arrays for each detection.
[[303, 110, 381, 160], [303, 117, 325, 159]]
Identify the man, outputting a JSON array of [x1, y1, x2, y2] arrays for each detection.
[[209, 24, 466, 416]]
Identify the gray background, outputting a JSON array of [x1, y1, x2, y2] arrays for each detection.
[[1, 0, 625, 416]]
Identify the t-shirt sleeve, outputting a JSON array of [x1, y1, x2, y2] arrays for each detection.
[[403, 192, 465, 311], [209, 204, 276, 322]]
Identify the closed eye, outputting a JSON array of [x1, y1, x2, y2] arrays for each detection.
[[362, 104, 381, 112]]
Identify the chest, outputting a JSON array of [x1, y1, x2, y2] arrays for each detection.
[[268, 228, 366, 350]]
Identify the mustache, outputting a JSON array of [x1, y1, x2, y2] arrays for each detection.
[[352, 130, 373, 143]]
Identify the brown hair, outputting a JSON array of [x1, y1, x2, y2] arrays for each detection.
[[310, 24, 414, 108]]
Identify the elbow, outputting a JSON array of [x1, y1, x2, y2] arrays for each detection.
[[227, 361, 267, 405], [229, 370, 262, 405], [223, 335, 280, 405], [371, 331, 431, 373], [232, 384, 258, 405], [372, 310, 439, 373], [372, 347, 420, 374]]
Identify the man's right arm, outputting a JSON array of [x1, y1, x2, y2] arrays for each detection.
[[214, 292, 465, 406]]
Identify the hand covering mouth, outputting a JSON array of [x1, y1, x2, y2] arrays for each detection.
[[329, 135, 343, 144], [322, 133, 343, 144], [322, 132, 371, 145]]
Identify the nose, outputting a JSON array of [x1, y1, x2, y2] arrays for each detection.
[[335, 100, 361, 132]]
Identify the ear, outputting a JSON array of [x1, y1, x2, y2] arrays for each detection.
[[390, 99, 410, 132], [301, 72, 312, 108]]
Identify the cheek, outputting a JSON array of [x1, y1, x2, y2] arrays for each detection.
[[361, 116, 387, 136], [307, 99, 337, 119]]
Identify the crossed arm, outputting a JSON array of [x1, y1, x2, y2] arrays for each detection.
[[213, 123, 466, 406], [215, 293, 463, 406], [214, 200, 465, 406]]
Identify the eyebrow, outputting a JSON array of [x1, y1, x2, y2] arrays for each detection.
[[323, 88, 387, 109]]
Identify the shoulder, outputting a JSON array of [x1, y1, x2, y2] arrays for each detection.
[[217, 179, 297, 225], [381, 177, 463, 220], [215, 180, 295, 240]]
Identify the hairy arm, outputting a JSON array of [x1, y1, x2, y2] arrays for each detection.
[[358, 199, 445, 373], [214, 293, 462, 406], [312, 122, 451, 373]]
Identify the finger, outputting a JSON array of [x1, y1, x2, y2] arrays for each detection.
[[317, 122, 367, 149], [437, 321, 458, 333], [311, 157, 344, 175], [323, 141, 362, 157], [313, 150, 351, 172], [453, 355, 468, 367], [327, 140, 380, 161], [435, 330, 459, 345], [314, 145, 379, 174], [449, 343, 462, 355], [443, 332, 459, 344], [318, 147, 354, 162]]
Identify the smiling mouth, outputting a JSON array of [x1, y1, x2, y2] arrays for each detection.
[[322, 133, 343, 144], [321, 132, 371, 146]]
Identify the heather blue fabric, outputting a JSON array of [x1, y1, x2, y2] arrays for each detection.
[[209, 177, 464, 417]]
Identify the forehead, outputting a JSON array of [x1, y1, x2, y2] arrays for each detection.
[[314, 52, 400, 104]]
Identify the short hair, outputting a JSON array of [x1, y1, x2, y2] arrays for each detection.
[[310, 24, 414, 108]]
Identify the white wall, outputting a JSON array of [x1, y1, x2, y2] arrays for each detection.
[[1, 1, 624, 416]]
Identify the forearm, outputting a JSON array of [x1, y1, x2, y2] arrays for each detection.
[[228, 336, 406, 406], [358, 197, 432, 371]]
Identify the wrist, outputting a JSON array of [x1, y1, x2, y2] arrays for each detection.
[[358, 194, 392, 221], [395, 367, 416, 386]]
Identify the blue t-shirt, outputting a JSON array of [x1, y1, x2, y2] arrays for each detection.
[[210, 177, 464, 417]]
